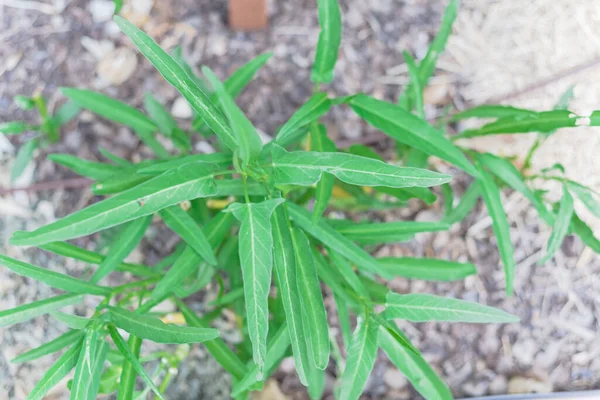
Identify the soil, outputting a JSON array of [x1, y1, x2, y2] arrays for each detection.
[[1, 1, 599, 399]]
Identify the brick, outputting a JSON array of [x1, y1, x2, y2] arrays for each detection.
[[229, 0, 268, 31]]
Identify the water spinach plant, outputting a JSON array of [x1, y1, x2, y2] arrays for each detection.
[[2, 0, 600, 399]]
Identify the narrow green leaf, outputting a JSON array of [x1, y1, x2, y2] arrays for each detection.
[[40, 242, 158, 278], [311, 0, 342, 84], [114, 16, 237, 151], [339, 315, 379, 400], [276, 93, 332, 146], [60, 88, 168, 158], [351, 94, 479, 177], [225, 52, 273, 98], [271, 206, 310, 385], [91, 215, 152, 283], [52, 100, 81, 126], [99, 365, 122, 394], [566, 180, 600, 219], [452, 105, 538, 120], [113, 0, 123, 14], [287, 202, 390, 277], [176, 298, 247, 380], [107, 325, 164, 400], [443, 182, 481, 225], [477, 152, 553, 225], [51, 311, 90, 330], [290, 227, 330, 370], [539, 187, 574, 264], [310, 123, 336, 222], [12, 329, 84, 364], [0, 293, 82, 328], [159, 206, 217, 265], [152, 212, 233, 299], [108, 307, 219, 344], [376, 185, 437, 205], [143, 93, 178, 137], [49, 154, 122, 180], [231, 323, 291, 397], [417, 0, 458, 86], [455, 110, 578, 139], [224, 199, 284, 374], [11, 138, 39, 183], [379, 325, 452, 400], [11, 162, 219, 246], [403, 51, 424, 118], [70, 329, 108, 400], [26, 339, 83, 400], [332, 219, 449, 244], [0, 254, 110, 295], [0, 121, 28, 134], [378, 257, 476, 281], [384, 293, 519, 323], [571, 212, 600, 254], [215, 179, 267, 196], [272, 144, 451, 188], [203, 66, 263, 168], [307, 352, 326, 400], [476, 164, 516, 295]]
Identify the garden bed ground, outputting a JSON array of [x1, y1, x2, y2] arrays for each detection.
[[1, 0, 599, 399]]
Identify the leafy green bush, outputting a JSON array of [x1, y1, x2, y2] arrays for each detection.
[[2, 1, 600, 399]]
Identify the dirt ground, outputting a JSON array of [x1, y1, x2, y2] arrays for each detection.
[[1, 0, 599, 399]]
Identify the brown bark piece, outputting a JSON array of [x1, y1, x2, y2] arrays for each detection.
[[229, 0, 268, 31]]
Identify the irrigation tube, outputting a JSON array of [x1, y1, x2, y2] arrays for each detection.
[[461, 391, 600, 400]]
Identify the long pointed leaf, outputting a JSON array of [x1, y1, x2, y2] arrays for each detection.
[[290, 227, 330, 370], [0, 294, 82, 328], [310, 123, 336, 222], [476, 163, 516, 295], [0, 254, 110, 295], [339, 315, 379, 400], [108, 307, 219, 344], [351, 94, 479, 177], [11, 162, 219, 246], [311, 0, 342, 84], [271, 206, 310, 385], [224, 199, 284, 375], [12, 329, 84, 364], [378, 257, 476, 281], [114, 16, 237, 151], [384, 293, 519, 323], [70, 329, 108, 400], [272, 144, 451, 188], [203, 66, 263, 169], [379, 325, 452, 400]]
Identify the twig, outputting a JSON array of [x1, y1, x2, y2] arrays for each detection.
[[0, 177, 92, 196], [485, 56, 600, 104]]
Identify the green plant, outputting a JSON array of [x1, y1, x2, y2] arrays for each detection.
[[1, 93, 80, 182], [2, 1, 600, 399]]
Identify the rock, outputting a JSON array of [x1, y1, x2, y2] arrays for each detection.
[[384, 368, 408, 390], [489, 375, 508, 395], [279, 357, 296, 374], [508, 376, 553, 394], [171, 97, 193, 119], [251, 379, 288, 400], [121, 0, 153, 27], [512, 338, 536, 367], [97, 47, 138, 86], [81, 37, 114, 60], [462, 380, 488, 397], [89, 0, 115, 23]]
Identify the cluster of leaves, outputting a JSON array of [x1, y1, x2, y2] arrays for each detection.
[[2, 0, 600, 399], [0, 94, 80, 182]]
